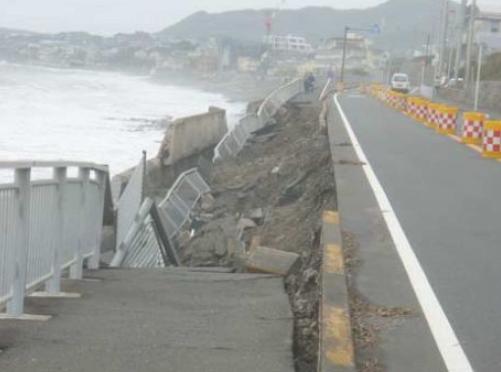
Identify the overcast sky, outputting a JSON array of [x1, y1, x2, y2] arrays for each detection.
[[0, 0, 387, 35]]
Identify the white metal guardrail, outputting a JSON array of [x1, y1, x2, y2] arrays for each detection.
[[111, 198, 174, 268], [157, 168, 210, 242], [319, 78, 333, 101], [0, 161, 108, 317], [214, 78, 303, 162], [115, 153, 146, 251], [257, 78, 303, 126], [111, 168, 209, 268]]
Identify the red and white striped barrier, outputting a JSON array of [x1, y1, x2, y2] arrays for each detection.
[[462, 112, 486, 145], [415, 100, 428, 123], [483, 121, 501, 158], [426, 103, 441, 129], [436, 106, 458, 135]]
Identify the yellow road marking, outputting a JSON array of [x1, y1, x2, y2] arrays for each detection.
[[323, 211, 339, 225], [324, 244, 344, 274], [324, 306, 355, 367]]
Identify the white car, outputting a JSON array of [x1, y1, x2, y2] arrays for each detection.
[[391, 73, 410, 93]]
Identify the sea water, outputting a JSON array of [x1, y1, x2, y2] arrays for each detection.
[[0, 63, 245, 181]]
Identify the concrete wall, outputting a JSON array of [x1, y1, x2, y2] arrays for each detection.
[[158, 107, 228, 166], [144, 150, 213, 200]]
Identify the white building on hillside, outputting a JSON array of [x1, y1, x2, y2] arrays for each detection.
[[476, 2, 501, 51], [263, 35, 313, 54]]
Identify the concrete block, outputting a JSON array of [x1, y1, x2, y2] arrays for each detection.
[[245, 246, 300, 276]]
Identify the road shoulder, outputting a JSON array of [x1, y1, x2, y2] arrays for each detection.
[[326, 94, 447, 372]]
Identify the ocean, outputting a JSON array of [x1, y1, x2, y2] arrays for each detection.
[[0, 63, 245, 181]]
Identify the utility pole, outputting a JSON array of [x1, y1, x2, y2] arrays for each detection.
[[340, 26, 349, 83], [465, 0, 477, 90], [422, 34, 431, 87], [474, 43, 483, 111], [454, 0, 467, 80], [439, 0, 450, 78]]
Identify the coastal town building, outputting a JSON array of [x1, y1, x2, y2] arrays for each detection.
[[263, 34, 313, 54]]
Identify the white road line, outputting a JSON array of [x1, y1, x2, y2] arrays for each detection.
[[333, 94, 474, 372]]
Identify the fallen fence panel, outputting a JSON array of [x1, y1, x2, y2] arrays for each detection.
[[214, 78, 303, 162], [111, 168, 209, 268], [111, 198, 180, 268], [115, 153, 146, 251]]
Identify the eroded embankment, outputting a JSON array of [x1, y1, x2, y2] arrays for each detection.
[[178, 99, 336, 372]]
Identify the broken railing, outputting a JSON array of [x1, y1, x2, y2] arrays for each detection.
[[0, 161, 108, 317], [319, 78, 333, 101], [111, 168, 210, 268], [257, 77, 303, 125], [115, 153, 146, 251], [214, 77, 303, 162]]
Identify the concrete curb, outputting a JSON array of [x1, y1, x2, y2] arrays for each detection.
[[318, 211, 356, 372]]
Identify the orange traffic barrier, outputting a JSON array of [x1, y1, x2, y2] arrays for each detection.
[[482, 121, 501, 158], [462, 112, 486, 145], [436, 106, 458, 135], [415, 98, 429, 123], [406, 97, 420, 118], [426, 103, 442, 129]]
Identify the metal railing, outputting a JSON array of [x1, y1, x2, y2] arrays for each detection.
[[257, 78, 303, 126], [111, 168, 209, 268], [214, 78, 303, 162], [158, 168, 210, 242], [319, 78, 334, 101], [0, 161, 108, 317], [214, 114, 259, 161], [111, 198, 178, 268], [115, 154, 146, 251]]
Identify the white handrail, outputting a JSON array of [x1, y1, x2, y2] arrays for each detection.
[[0, 160, 108, 172], [0, 162, 108, 317]]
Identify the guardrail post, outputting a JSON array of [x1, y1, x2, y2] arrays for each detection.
[[6, 168, 31, 316], [70, 167, 90, 279], [88, 170, 106, 269], [46, 167, 66, 293]]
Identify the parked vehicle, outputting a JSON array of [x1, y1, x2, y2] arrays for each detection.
[[390, 73, 410, 93]]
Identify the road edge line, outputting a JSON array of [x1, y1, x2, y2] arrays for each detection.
[[318, 210, 356, 372], [333, 93, 474, 372]]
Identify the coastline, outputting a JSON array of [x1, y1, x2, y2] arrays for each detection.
[[151, 70, 284, 104], [0, 62, 252, 179]]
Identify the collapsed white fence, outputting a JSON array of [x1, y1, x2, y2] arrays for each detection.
[[214, 78, 303, 161], [0, 161, 108, 317], [157, 168, 210, 241], [115, 154, 146, 251], [111, 168, 210, 268], [257, 78, 303, 126]]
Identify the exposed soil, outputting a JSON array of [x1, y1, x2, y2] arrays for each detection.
[[179, 98, 336, 372]]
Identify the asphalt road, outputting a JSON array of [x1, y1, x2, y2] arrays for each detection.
[[338, 94, 501, 372], [0, 269, 294, 372]]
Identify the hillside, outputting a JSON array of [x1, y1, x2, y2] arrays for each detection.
[[158, 0, 450, 51]]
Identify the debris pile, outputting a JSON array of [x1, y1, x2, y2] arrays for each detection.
[[178, 100, 336, 372]]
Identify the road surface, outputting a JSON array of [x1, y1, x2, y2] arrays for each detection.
[[0, 268, 294, 372], [336, 93, 501, 372]]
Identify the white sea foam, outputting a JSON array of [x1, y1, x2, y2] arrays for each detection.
[[0, 63, 245, 181]]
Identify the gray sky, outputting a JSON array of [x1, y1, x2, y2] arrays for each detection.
[[0, 0, 387, 35]]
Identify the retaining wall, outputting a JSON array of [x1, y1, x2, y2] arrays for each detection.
[[158, 107, 228, 166]]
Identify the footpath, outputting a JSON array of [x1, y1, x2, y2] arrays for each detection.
[[0, 269, 293, 372]]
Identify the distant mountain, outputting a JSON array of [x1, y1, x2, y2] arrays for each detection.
[[158, 0, 453, 51]]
